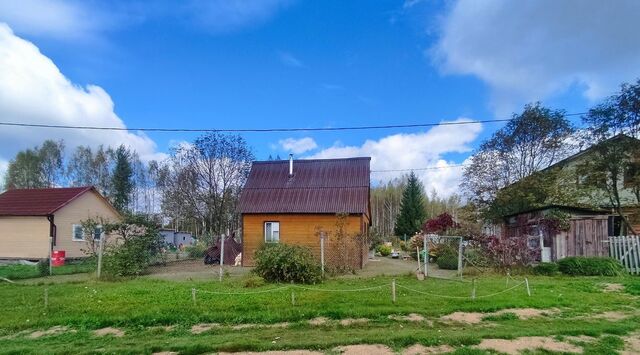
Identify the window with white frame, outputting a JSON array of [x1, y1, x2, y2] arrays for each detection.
[[72, 224, 103, 241], [72, 224, 84, 241], [264, 222, 280, 243]]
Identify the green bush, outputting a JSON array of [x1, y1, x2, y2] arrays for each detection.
[[186, 243, 207, 258], [533, 262, 559, 276], [242, 275, 266, 288], [253, 243, 322, 284], [37, 260, 50, 276], [436, 252, 458, 270], [558, 257, 625, 276], [376, 245, 392, 257]]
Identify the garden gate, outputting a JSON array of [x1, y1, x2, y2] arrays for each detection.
[[608, 235, 640, 275]]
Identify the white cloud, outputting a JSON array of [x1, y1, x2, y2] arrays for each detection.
[[0, 23, 165, 178], [186, 0, 293, 33], [277, 50, 305, 68], [433, 0, 640, 114], [307, 119, 483, 196], [278, 137, 318, 154], [0, 0, 112, 40]]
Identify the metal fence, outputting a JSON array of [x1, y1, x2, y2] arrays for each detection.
[[608, 235, 640, 275]]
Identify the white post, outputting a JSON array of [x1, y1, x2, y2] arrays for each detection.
[[44, 288, 48, 309], [49, 236, 53, 275], [191, 288, 196, 304], [219, 235, 225, 282], [97, 235, 104, 279], [471, 279, 476, 300], [457, 237, 463, 278], [423, 235, 427, 275], [291, 291, 296, 306], [320, 233, 325, 277], [525, 277, 531, 296], [391, 279, 396, 304], [416, 246, 421, 272]]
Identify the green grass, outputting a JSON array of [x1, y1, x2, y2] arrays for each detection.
[[0, 274, 638, 354], [0, 260, 95, 280]]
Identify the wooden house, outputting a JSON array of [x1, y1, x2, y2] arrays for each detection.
[[238, 156, 371, 268], [0, 186, 120, 259]]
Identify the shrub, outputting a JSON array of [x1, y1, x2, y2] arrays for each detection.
[[242, 275, 266, 288], [101, 215, 163, 278], [558, 257, 625, 276], [253, 243, 322, 284], [186, 243, 207, 258], [376, 245, 392, 257], [37, 260, 50, 276], [533, 262, 559, 275], [437, 252, 458, 270]]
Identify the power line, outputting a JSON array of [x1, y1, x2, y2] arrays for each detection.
[[0, 112, 587, 133]]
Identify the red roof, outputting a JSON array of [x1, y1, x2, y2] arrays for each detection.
[[0, 186, 96, 216], [238, 157, 370, 214]]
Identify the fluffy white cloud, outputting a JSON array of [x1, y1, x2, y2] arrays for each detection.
[[0, 23, 165, 177], [278, 137, 318, 154], [433, 0, 640, 113], [307, 119, 482, 196]]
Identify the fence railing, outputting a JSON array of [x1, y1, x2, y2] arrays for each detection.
[[608, 235, 640, 275]]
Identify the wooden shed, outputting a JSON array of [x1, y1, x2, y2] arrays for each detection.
[[238, 156, 371, 269], [503, 206, 610, 262]]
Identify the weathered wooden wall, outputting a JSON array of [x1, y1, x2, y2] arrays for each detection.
[[557, 218, 609, 259], [241, 213, 367, 268]]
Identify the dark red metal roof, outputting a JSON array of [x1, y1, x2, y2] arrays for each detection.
[[238, 157, 370, 214], [0, 186, 95, 216]]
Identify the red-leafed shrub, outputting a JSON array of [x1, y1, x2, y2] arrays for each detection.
[[422, 213, 459, 235]]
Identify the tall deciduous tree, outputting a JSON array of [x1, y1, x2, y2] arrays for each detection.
[[580, 79, 640, 234], [394, 172, 427, 237], [4, 149, 44, 189], [160, 133, 253, 236], [462, 102, 574, 209], [38, 140, 65, 187], [111, 145, 134, 213]]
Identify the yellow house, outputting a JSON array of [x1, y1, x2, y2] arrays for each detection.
[[0, 186, 120, 259]]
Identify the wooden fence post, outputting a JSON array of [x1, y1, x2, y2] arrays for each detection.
[[219, 235, 225, 282], [525, 278, 531, 297], [391, 279, 396, 304]]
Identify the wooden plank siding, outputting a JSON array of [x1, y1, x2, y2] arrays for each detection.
[[242, 213, 366, 267]]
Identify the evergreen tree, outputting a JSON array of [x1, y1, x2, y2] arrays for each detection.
[[394, 172, 427, 237], [111, 145, 134, 212]]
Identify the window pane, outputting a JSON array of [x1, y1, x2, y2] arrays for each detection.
[[272, 231, 279, 242], [73, 225, 83, 240], [265, 223, 272, 242], [94, 227, 102, 240]]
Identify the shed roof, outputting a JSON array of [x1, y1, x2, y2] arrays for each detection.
[[238, 157, 370, 214], [0, 186, 102, 216]]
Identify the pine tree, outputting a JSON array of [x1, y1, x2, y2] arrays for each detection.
[[394, 172, 427, 237], [111, 145, 134, 212]]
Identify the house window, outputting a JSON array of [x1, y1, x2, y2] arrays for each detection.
[[72, 224, 84, 241], [264, 222, 280, 243], [72, 224, 103, 241]]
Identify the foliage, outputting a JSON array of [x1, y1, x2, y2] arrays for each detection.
[[242, 275, 266, 288], [376, 244, 392, 257], [533, 262, 559, 276], [101, 214, 163, 277], [558, 257, 625, 276], [394, 172, 427, 237], [186, 242, 207, 258], [37, 260, 50, 276], [422, 212, 458, 235], [3, 140, 64, 189], [159, 132, 254, 236], [462, 102, 574, 210], [111, 145, 134, 212], [253, 243, 322, 284], [470, 234, 539, 270], [436, 251, 458, 270]]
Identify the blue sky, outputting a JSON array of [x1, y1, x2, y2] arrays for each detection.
[[1, 0, 640, 195]]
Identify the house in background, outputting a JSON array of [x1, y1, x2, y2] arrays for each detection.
[[238, 156, 371, 269], [159, 229, 194, 248], [500, 134, 640, 262], [0, 186, 120, 260]]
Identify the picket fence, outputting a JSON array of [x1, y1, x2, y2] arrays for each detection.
[[608, 235, 640, 275]]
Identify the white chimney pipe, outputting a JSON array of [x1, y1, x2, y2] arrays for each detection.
[[289, 154, 294, 176]]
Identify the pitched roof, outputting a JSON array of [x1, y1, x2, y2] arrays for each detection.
[[238, 157, 370, 214], [0, 186, 98, 216]]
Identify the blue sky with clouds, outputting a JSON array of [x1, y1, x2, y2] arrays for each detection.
[[1, 0, 640, 195]]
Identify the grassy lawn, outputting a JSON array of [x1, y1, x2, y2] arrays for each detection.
[[0, 260, 95, 280], [0, 273, 639, 354]]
